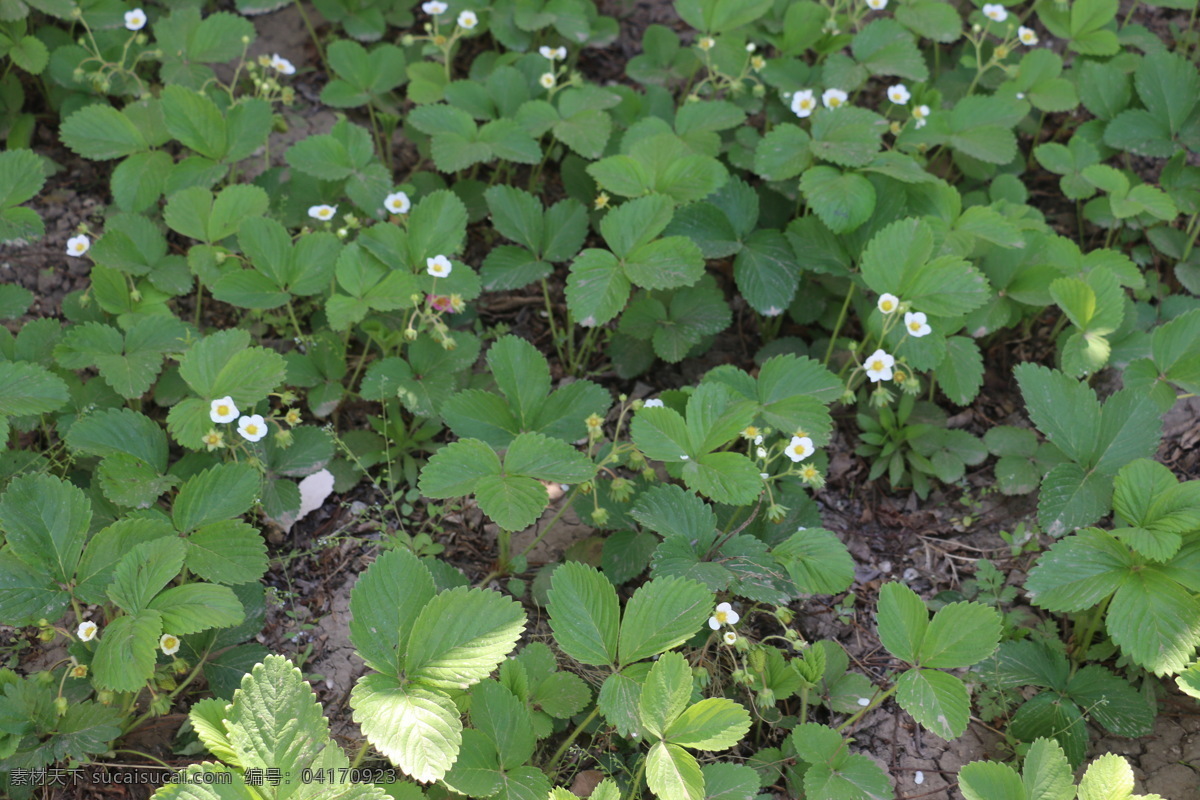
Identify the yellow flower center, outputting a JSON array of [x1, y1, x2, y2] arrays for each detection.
[[742, 426, 758, 438], [910, 322, 921, 331], [801, 98, 814, 109], [319, 209, 330, 218], [871, 360, 885, 371], [882, 301, 893, 310], [163, 637, 177, 648], [217, 404, 229, 416], [245, 424, 258, 435], [715, 610, 729, 624], [73, 243, 84, 252], [829, 97, 842, 107]]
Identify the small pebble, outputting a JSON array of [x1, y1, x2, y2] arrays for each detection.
[[857, 697, 870, 707], [879, 560, 892, 573], [903, 567, 920, 582], [915, 771, 924, 785]]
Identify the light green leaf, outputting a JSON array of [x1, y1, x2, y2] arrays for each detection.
[[639, 651, 693, 739], [0, 361, 69, 416], [186, 520, 269, 585], [895, 667, 970, 740], [1025, 528, 1131, 612], [919, 601, 1001, 668], [59, 104, 148, 160], [617, 576, 712, 666], [547, 562, 620, 667], [404, 585, 525, 690], [664, 698, 751, 750], [350, 674, 462, 783], [646, 741, 704, 800], [173, 463, 261, 533], [148, 584, 244, 635], [771, 528, 854, 595], [876, 581, 928, 664], [349, 549, 437, 677]]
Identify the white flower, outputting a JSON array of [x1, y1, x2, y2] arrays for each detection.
[[913, 104, 930, 128], [308, 204, 336, 221], [754, 434, 763, 445], [887, 84, 910, 104], [697, 36, 715, 51], [209, 396, 239, 424], [680, 454, 689, 461], [270, 53, 296, 75], [643, 398, 664, 408], [237, 414, 268, 442], [785, 436, 814, 463], [708, 602, 740, 630], [539, 45, 567, 60], [77, 621, 98, 641], [422, 0, 448, 13], [1018, 26, 1039, 45], [857, 696, 871, 707], [791, 89, 817, 118], [723, 632, 738, 645], [539, 72, 556, 89], [877, 293, 900, 314], [864, 349, 895, 383], [982, 3, 1007, 22], [540, 45, 556, 59], [66, 234, 90, 257], [160, 633, 180, 655], [746, 42, 756, 52], [384, 191, 411, 214], [757, 447, 768, 459], [822, 88, 849, 109], [457, 9, 478, 28], [124, 8, 147, 30], [867, 0, 888, 8], [904, 311, 932, 338], [427, 254, 453, 277]]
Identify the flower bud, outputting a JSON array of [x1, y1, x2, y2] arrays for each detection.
[[610, 477, 634, 502], [748, 647, 767, 673], [97, 690, 115, 705], [641, 467, 657, 482], [441, 336, 457, 351], [755, 688, 776, 709], [579, 481, 594, 495], [401, 34, 415, 45], [273, 429, 294, 448], [765, 503, 788, 523], [590, 507, 609, 526], [55, 696, 69, 717], [775, 607, 795, 625], [130, 288, 142, 303], [404, 327, 418, 341], [149, 694, 171, 716]]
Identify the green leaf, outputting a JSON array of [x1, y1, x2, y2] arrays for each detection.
[[860, 218, 991, 317], [937, 337, 984, 405], [186, 520, 269, 586], [404, 585, 525, 689], [565, 249, 630, 327], [896, 667, 970, 740], [632, 484, 717, 545], [809, 107, 886, 167], [472, 680, 535, 770], [876, 581, 929, 663], [800, 166, 876, 234], [618, 576, 712, 666], [0, 149, 46, 208], [0, 473, 90, 584], [646, 741, 704, 800], [1014, 364, 1101, 465], [771, 527, 854, 595], [66, 407, 168, 472], [1107, 568, 1200, 675], [598, 670, 645, 738], [148, 583, 244, 635], [547, 562, 620, 667], [0, 549, 69, 625], [1026, 528, 1131, 612], [754, 124, 812, 180], [162, 86, 228, 161], [108, 536, 187, 616], [664, 698, 751, 750], [92, 610, 162, 692], [851, 18, 929, 81], [958, 761, 1023, 800], [639, 651, 693, 738], [919, 602, 1001, 668], [0, 361, 69, 416], [97, 453, 179, 508], [1067, 666, 1154, 738], [173, 463, 261, 533], [349, 549, 436, 677], [59, 104, 148, 160], [1078, 754, 1140, 800], [223, 654, 330, 790], [351, 675, 461, 783]]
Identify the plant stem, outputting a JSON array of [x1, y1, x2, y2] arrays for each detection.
[[824, 281, 856, 368], [349, 739, 370, 769], [1071, 594, 1113, 673], [625, 755, 647, 800], [835, 682, 898, 733], [546, 705, 601, 773], [114, 750, 174, 769], [292, 0, 329, 72], [518, 486, 580, 559]]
